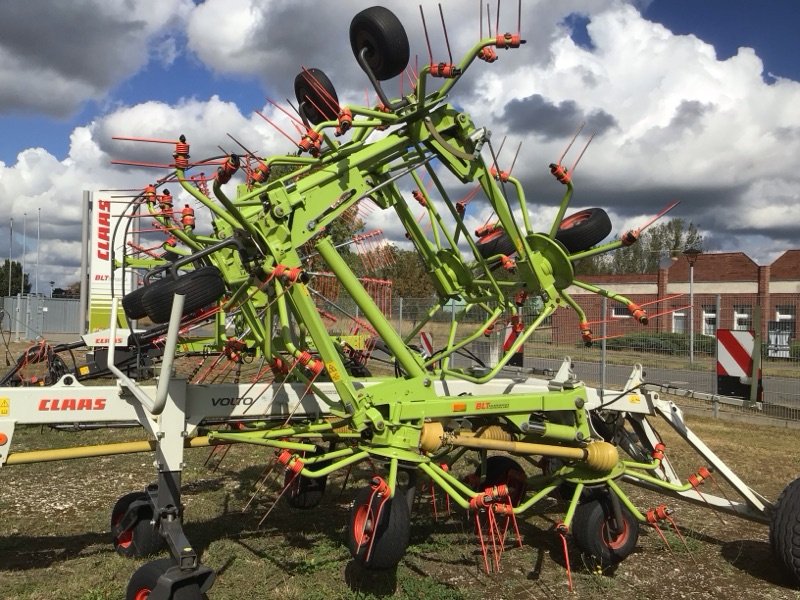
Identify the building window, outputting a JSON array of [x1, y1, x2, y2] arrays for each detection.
[[733, 305, 752, 331], [611, 306, 629, 318], [702, 305, 717, 336], [776, 305, 796, 335], [672, 310, 686, 334]]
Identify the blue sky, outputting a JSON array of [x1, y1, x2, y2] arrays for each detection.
[[1, 0, 799, 291]]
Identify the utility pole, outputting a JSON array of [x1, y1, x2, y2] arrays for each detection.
[[7, 217, 12, 297], [22, 212, 26, 295], [35, 207, 40, 295], [683, 247, 702, 365]]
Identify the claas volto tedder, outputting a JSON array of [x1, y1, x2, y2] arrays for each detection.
[[2, 4, 799, 599]]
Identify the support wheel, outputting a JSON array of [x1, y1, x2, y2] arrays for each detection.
[[294, 68, 339, 125], [350, 6, 409, 81], [126, 559, 203, 600], [474, 456, 527, 506], [770, 477, 800, 582], [111, 492, 164, 558], [476, 227, 516, 262], [142, 266, 225, 324], [572, 492, 639, 569], [347, 485, 410, 569], [555, 208, 612, 253], [285, 446, 328, 510]]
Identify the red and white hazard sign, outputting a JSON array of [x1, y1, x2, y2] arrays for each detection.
[[716, 328, 762, 400], [419, 332, 433, 358], [716, 329, 758, 379]]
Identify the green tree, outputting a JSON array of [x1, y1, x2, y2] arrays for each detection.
[[575, 218, 703, 275], [0, 260, 30, 296], [380, 247, 436, 298]]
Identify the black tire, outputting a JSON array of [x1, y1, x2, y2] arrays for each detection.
[[294, 68, 339, 125], [111, 492, 164, 558], [122, 279, 169, 320], [142, 266, 225, 324], [347, 485, 410, 569], [350, 6, 409, 81], [770, 477, 800, 582], [475, 456, 527, 506], [572, 493, 639, 568], [126, 558, 203, 600], [555, 208, 612, 253], [476, 227, 516, 261], [285, 446, 328, 510]]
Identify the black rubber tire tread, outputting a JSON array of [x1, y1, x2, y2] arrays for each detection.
[[476, 227, 517, 260], [142, 266, 225, 324], [111, 491, 164, 558], [126, 558, 204, 600], [770, 477, 800, 582], [349, 6, 410, 81], [285, 446, 328, 510], [572, 494, 639, 568], [555, 208, 612, 253], [347, 485, 410, 569], [477, 456, 528, 506], [122, 277, 171, 320], [294, 68, 339, 125]]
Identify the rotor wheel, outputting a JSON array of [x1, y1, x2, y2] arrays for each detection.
[[349, 6, 410, 81], [572, 492, 639, 569], [294, 68, 339, 125], [770, 477, 800, 583], [142, 266, 225, 324], [126, 558, 204, 600], [111, 492, 164, 558], [347, 485, 410, 569], [555, 208, 612, 253]]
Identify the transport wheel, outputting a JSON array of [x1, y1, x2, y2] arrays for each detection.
[[285, 446, 328, 510], [475, 456, 527, 506], [122, 280, 167, 320], [770, 477, 800, 582], [349, 6, 410, 81], [294, 68, 339, 125], [142, 266, 225, 324], [476, 227, 516, 261], [554, 208, 612, 253], [126, 559, 203, 600], [347, 485, 410, 569], [111, 492, 164, 558], [572, 491, 639, 568]]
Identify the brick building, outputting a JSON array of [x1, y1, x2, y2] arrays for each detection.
[[552, 250, 800, 345]]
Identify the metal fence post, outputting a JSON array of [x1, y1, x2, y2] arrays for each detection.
[[601, 296, 607, 397], [715, 294, 721, 396], [398, 296, 403, 337], [14, 293, 22, 341]]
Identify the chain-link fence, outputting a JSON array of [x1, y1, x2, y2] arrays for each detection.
[[3, 288, 797, 424], [350, 293, 798, 424]]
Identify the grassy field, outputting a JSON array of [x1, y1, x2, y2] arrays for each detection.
[[2, 412, 800, 600]]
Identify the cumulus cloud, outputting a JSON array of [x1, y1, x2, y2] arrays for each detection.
[[0, 0, 191, 116], [2, 0, 800, 298]]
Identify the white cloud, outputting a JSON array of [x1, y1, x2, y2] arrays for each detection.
[[2, 0, 800, 300]]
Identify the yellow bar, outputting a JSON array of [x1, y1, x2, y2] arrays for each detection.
[[3, 436, 226, 466]]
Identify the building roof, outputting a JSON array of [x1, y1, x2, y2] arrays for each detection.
[[771, 250, 800, 280]]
